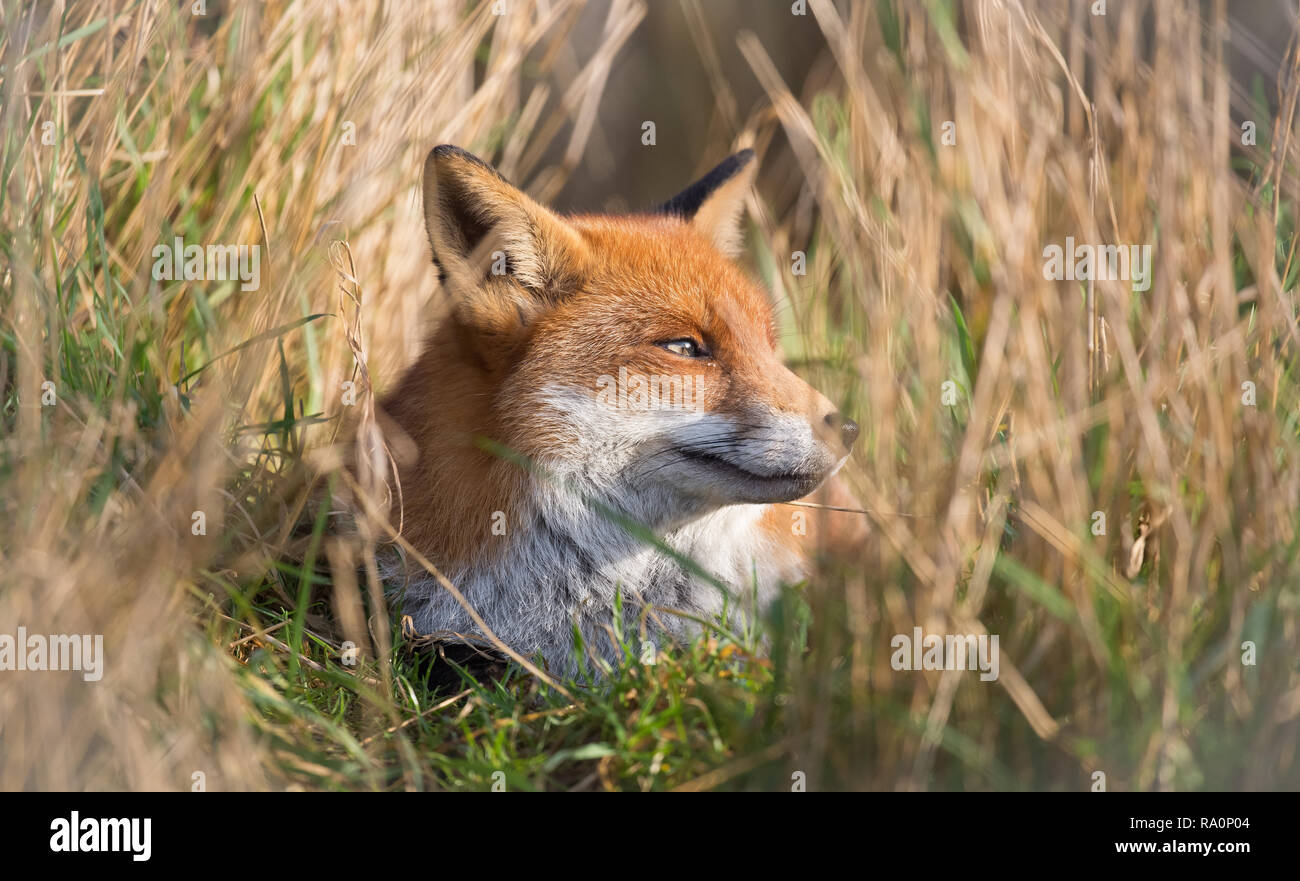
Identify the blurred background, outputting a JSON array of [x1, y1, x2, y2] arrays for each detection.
[[3, 0, 1300, 791]]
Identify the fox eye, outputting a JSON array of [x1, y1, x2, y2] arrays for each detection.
[[658, 338, 709, 358]]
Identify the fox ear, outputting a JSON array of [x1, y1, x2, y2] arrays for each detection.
[[422, 144, 586, 306], [657, 149, 756, 257]]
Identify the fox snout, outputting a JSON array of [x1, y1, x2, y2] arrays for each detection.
[[771, 364, 859, 455], [824, 412, 861, 450], [656, 378, 855, 508]]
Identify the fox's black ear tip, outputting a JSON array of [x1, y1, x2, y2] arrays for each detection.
[[431, 144, 472, 160], [426, 144, 498, 176], [655, 148, 758, 219], [713, 149, 756, 177], [425, 144, 457, 175]]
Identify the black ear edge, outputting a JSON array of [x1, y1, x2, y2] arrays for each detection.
[[426, 144, 509, 183], [655, 149, 756, 219]]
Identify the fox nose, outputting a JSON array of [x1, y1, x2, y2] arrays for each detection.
[[824, 413, 859, 450]]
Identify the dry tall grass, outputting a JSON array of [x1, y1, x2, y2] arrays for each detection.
[[764, 0, 1300, 790], [1, 0, 1297, 790]]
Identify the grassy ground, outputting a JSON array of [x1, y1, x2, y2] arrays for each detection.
[[2, 0, 1299, 791]]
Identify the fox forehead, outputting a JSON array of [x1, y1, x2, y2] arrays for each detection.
[[547, 213, 778, 350]]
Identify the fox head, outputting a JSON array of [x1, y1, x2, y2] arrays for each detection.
[[388, 144, 857, 545]]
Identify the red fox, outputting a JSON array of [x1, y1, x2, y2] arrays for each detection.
[[377, 144, 860, 677]]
